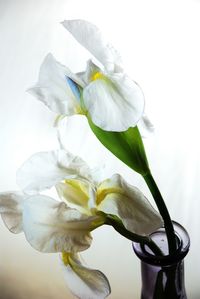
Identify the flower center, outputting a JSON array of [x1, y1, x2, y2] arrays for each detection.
[[91, 71, 106, 81]]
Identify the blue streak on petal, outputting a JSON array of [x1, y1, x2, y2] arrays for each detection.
[[66, 76, 81, 102]]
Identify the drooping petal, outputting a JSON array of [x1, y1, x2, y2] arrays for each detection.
[[17, 150, 93, 194], [28, 53, 83, 115], [97, 174, 163, 236], [62, 19, 123, 72], [22, 195, 100, 253], [0, 191, 26, 233], [61, 252, 111, 299], [83, 71, 145, 131]]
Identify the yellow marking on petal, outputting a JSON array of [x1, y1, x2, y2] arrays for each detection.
[[62, 252, 70, 266], [91, 71, 106, 81], [96, 187, 124, 206], [60, 179, 91, 215], [64, 179, 89, 200]]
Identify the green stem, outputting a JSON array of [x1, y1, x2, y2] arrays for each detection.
[[147, 239, 164, 257], [105, 215, 164, 256], [143, 172, 177, 254]]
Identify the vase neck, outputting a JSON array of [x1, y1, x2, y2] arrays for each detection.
[[133, 221, 190, 299], [133, 221, 190, 267]]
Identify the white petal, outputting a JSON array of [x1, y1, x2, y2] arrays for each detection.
[[57, 180, 99, 214], [61, 253, 111, 299], [28, 53, 83, 115], [22, 195, 99, 253], [83, 60, 102, 84], [56, 180, 94, 215], [62, 19, 123, 72], [138, 114, 154, 137], [0, 191, 26, 233], [83, 72, 145, 131], [17, 149, 93, 194], [97, 174, 163, 236]]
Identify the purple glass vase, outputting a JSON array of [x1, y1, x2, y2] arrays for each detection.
[[133, 221, 190, 299]]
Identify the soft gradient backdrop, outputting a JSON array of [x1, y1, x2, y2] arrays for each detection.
[[0, 0, 200, 298]]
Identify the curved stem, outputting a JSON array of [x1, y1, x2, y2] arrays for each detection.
[[105, 215, 164, 256], [143, 172, 177, 254]]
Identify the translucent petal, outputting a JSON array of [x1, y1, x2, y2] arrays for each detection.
[[22, 195, 98, 253], [138, 114, 154, 137], [83, 72, 145, 131], [56, 180, 94, 215], [62, 19, 123, 72], [0, 191, 26, 233], [97, 174, 163, 236], [61, 252, 111, 299], [28, 53, 83, 115], [16, 149, 93, 194]]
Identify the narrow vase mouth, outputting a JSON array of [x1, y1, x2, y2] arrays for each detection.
[[133, 221, 190, 266]]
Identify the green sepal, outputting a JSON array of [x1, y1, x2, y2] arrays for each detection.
[[88, 117, 150, 176]]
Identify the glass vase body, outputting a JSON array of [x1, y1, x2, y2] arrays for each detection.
[[133, 221, 190, 299]]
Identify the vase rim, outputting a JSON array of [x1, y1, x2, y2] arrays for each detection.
[[133, 220, 190, 266]]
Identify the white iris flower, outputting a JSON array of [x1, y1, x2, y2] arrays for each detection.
[[0, 149, 162, 298], [15, 149, 162, 236], [28, 19, 145, 132]]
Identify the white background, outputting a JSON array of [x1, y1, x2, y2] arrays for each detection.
[[0, 0, 200, 298]]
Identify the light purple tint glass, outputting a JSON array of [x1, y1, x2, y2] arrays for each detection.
[[133, 221, 190, 299]]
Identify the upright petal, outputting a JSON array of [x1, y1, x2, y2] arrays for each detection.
[[56, 178, 98, 215], [0, 191, 26, 233], [83, 72, 145, 131], [62, 19, 123, 72], [56, 180, 90, 214], [61, 252, 111, 299], [97, 174, 163, 236], [22, 195, 99, 253], [17, 150, 93, 194], [28, 53, 83, 115]]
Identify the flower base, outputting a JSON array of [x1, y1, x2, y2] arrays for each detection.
[[133, 221, 190, 299]]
